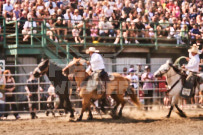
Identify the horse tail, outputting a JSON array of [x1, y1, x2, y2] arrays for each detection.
[[127, 87, 141, 109]]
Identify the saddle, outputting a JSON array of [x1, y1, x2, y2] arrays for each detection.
[[180, 72, 199, 98], [80, 71, 114, 93]]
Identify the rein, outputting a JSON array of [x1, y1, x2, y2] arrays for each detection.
[[167, 77, 181, 92]]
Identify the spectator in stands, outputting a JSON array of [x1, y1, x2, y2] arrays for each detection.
[[25, 72, 43, 119], [54, 17, 67, 42], [47, 1, 56, 15], [121, 67, 128, 77], [196, 13, 202, 25], [141, 65, 154, 111], [72, 9, 83, 28], [22, 14, 37, 41], [3, 70, 20, 120], [12, 5, 21, 21], [126, 70, 139, 89], [166, 24, 175, 39], [36, 0, 46, 11], [64, 9, 73, 29], [136, 63, 143, 89], [56, 9, 64, 19], [46, 19, 55, 40], [180, 24, 188, 44], [104, 4, 113, 20], [46, 84, 58, 116], [18, 11, 28, 33], [72, 26, 82, 43], [0, 67, 6, 119], [189, 24, 201, 45], [45, 0, 57, 10], [98, 17, 113, 42], [91, 23, 99, 43], [158, 17, 169, 37], [3, 1, 14, 22], [135, 16, 145, 41], [123, 1, 131, 17]]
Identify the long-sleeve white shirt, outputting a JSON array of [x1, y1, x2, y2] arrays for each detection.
[[185, 54, 200, 72], [86, 53, 105, 72]]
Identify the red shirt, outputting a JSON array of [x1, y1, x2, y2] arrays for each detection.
[[158, 76, 167, 92], [166, 3, 175, 12]]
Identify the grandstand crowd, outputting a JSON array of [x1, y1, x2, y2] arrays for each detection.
[[0, 0, 202, 44]]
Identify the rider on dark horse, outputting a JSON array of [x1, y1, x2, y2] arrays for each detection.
[[181, 45, 201, 99], [85, 47, 110, 110]]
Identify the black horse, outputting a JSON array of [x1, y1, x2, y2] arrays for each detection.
[[32, 59, 75, 119]]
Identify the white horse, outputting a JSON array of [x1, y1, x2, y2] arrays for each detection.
[[154, 60, 188, 118]]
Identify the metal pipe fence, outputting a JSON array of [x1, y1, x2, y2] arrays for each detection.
[[0, 64, 202, 114]]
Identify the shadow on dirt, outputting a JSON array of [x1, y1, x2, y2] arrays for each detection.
[[189, 114, 203, 121], [78, 117, 161, 124]]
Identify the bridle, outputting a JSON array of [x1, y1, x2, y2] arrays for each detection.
[[158, 64, 180, 79]]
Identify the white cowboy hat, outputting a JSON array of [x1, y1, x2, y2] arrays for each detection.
[[188, 46, 201, 54], [86, 47, 99, 54]]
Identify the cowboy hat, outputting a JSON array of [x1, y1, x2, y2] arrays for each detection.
[[188, 46, 201, 54], [86, 47, 99, 54]]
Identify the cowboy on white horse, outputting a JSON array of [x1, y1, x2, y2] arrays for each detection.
[[182, 45, 200, 74]]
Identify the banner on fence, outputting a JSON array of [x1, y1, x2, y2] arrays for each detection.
[[0, 60, 5, 71]]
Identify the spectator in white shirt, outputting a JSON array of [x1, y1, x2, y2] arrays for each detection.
[[22, 15, 37, 41], [3, 1, 14, 20], [64, 9, 74, 29], [126, 71, 139, 89], [72, 9, 83, 27], [45, 0, 57, 10], [104, 5, 113, 19]]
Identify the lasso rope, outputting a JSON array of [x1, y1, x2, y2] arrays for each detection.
[[174, 56, 188, 67]]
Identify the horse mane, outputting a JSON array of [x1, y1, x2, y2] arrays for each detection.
[[47, 62, 69, 94], [170, 64, 182, 74]]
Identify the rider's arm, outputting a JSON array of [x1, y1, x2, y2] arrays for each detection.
[[86, 65, 91, 73]]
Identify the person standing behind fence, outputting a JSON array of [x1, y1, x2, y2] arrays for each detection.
[[141, 65, 154, 111], [3, 70, 20, 120], [0, 67, 6, 119], [25, 72, 43, 119]]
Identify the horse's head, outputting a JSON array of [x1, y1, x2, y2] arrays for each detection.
[[33, 59, 49, 78], [62, 57, 86, 77], [154, 60, 173, 78]]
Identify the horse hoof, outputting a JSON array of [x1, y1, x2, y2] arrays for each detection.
[[77, 118, 82, 121], [87, 117, 93, 120], [176, 112, 187, 118], [69, 117, 75, 122], [166, 115, 170, 118]]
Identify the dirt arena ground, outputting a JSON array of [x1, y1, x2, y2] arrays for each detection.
[[0, 107, 203, 135]]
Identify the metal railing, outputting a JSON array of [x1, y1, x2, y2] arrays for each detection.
[[3, 17, 202, 49]]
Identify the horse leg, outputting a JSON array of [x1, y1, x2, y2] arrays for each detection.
[[87, 109, 93, 120], [118, 96, 126, 118], [77, 98, 90, 121], [65, 96, 75, 118], [166, 105, 174, 118], [175, 104, 187, 118], [110, 94, 120, 118]]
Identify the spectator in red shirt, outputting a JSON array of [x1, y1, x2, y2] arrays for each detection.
[[166, 0, 175, 13]]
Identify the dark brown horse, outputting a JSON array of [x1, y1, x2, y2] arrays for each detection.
[[62, 58, 140, 121], [32, 59, 75, 119]]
